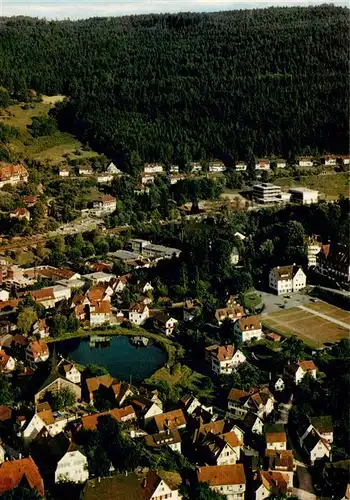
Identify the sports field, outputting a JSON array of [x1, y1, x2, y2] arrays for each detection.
[[262, 301, 349, 348]]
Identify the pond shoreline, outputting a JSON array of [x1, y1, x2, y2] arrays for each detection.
[[46, 326, 175, 365]]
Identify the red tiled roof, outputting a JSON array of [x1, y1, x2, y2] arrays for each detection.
[[10, 207, 30, 218], [28, 339, 49, 357], [0, 457, 44, 497], [90, 300, 111, 315], [0, 163, 28, 181], [154, 409, 186, 432], [0, 350, 11, 370], [22, 196, 37, 205], [197, 464, 246, 486], [0, 405, 11, 421], [266, 431, 287, 443], [237, 315, 261, 330], [205, 344, 235, 362], [299, 360, 317, 372], [82, 406, 136, 430], [29, 288, 55, 301]]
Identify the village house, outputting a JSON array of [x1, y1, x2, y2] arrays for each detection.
[[0, 163, 28, 189], [9, 207, 30, 221], [112, 274, 129, 293], [58, 360, 82, 384], [92, 194, 117, 215], [181, 394, 214, 418], [58, 165, 70, 177], [297, 156, 314, 167], [215, 304, 245, 325], [270, 375, 285, 392], [299, 427, 331, 465], [0, 349, 15, 373], [269, 264, 307, 295], [129, 301, 150, 325], [32, 319, 50, 338], [23, 403, 80, 442], [22, 195, 37, 207], [233, 315, 264, 343], [0, 457, 44, 498], [266, 428, 287, 451], [230, 246, 239, 265], [235, 161, 247, 171], [189, 161, 202, 172], [106, 162, 122, 174], [54, 441, 89, 484], [307, 235, 322, 268], [84, 374, 132, 407], [96, 172, 114, 184], [337, 155, 350, 165], [83, 271, 116, 286], [276, 159, 287, 168], [131, 395, 163, 424], [228, 387, 274, 420], [183, 299, 202, 321], [29, 288, 57, 309], [88, 300, 114, 327], [197, 464, 246, 500], [200, 431, 242, 466], [299, 416, 333, 445], [255, 470, 290, 500], [81, 406, 136, 431], [322, 155, 337, 166], [205, 344, 246, 375], [266, 332, 281, 343], [255, 159, 270, 170], [143, 163, 164, 174], [141, 470, 183, 500], [242, 411, 264, 434], [153, 312, 178, 336], [315, 243, 350, 287], [140, 172, 155, 185], [145, 429, 182, 454], [154, 409, 187, 434], [265, 449, 295, 488], [78, 165, 93, 175], [26, 340, 49, 367], [169, 164, 179, 173], [284, 360, 317, 385], [209, 161, 226, 172]]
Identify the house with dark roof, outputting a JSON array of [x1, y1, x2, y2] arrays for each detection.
[[254, 470, 289, 499], [265, 449, 295, 488], [284, 360, 317, 385], [197, 464, 246, 499], [227, 387, 274, 420], [145, 429, 182, 454], [84, 374, 133, 407], [131, 395, 163, 424], [315, 243, 350, 287], [300, 428, 331, 465], [299, 415, 333, 445], [34, 370, 82, 405], [152, 312, 178, 336], [269, 265, 306, 295], [183, 299, 202, 322], [128, 301, 149, 325], [200, 431, 242, 466]]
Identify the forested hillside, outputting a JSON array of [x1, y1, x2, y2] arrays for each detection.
[[0, 5, 349, 170]]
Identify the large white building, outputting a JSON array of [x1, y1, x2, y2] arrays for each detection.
[[307, 237, 322, 267], [253, 183, 281, 203], [205, 344, 246, 375], [197, 464, 246, 500], [55, 445, 89, 484], [269, 265, 307, 295], [289, 187, 318, 204], [233, 316, 264, 343]]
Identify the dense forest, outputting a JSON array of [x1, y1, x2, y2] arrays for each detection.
[[0, 5, 349, 170]]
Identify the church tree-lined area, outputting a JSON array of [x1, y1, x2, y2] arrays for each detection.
[[0, 5, 349, 170]]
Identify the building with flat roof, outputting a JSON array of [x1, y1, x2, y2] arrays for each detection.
[[289, 187, 318, 205], [253, 183, 282, 203]]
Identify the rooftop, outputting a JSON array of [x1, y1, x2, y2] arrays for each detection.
[[197, 464, 246, 486]]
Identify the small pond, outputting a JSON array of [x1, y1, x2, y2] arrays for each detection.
[[57, 335, 167, 382]]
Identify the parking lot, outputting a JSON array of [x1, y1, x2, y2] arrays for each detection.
[[258, 289, 314, 315]]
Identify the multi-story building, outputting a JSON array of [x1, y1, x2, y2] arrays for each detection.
[[235, 161, 247, 171], [289, 187, 318, 204], [205, 344, 246, 375], [197, 464, 246, 500], [253, 183, 282, 203], [307, 236, 322, 267], [315, 243, 350, 287], [269, 265, 306, 295], [296, 156, 313, 167], [255, 159, 270, 170]]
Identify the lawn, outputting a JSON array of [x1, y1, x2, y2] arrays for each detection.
[[275, 174, 349, 200], [262, 303, 350, 348], [0, 98, 100, 165], [242, 290, 262, 311]]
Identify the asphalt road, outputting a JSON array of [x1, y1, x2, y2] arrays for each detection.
[[258, 289, 314, 315]]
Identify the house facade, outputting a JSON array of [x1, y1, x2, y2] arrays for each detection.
[[0, 163, 28, 188], [129, 302, 149, 325], [233, 316, 264, 343], [197, 464, 246, 500], [205, 344, 246, 375], [215, 305, 244, 325], [315, 243, 350, 286], [62, 362, 81, 384], [153, 313, 178, 336], [297, 156, 313, 167], [269, 265, 307, 295], [266, 431, 287, 451], [26, 340, 49, 367], [285, 360, 317, 385], [55, 447, 89, 484]]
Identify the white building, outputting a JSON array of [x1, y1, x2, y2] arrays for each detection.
[[58, 166, 70, 177], [300, 428, 331, 465], [230, 247, 239, 265], [269, 265, 306, 295], [143, 163, 164, 174], [142, 470, 182, 500], [276, 159, 287, 169], [26, 340, 49, 367], [235, 162, 247, 171], [209, 161, 226, 172], [0, 349, 15, 373], [92, 195, 117, 215], [284, 360, 317, 385], [307, 237, 322, 267], [338, 155, 350, 165], [55, 446, 89, 484], [266, 430, 287, 451], [0, 163, 28, 189], [255, 159, 270, 170], [0, 290, 9, 302], [197, 464, 246, 500], [106, 162, 122, 174], [153, 313, 178, 336], [97, 173, 114, 184], [233, 316, 264, 343], [289, 187, 318, 204], [83, 272, 116, 285], [253, 183, 281, 203], [129, 302, 149, 325], [205, 344, 246, 375], [23, 407, 78, 443], [61, 362, 81, 385], [297, 157, 313, 167], [322, 155, 337, 167]]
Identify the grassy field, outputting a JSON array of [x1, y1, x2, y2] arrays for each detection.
[[0, 98, 99, 165], [242, 290, 262, 311], [275, 174, 349, 200], [262, 302, 350, 348]]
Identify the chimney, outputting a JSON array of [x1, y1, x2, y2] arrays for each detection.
[[141, 478, 147, 488]]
